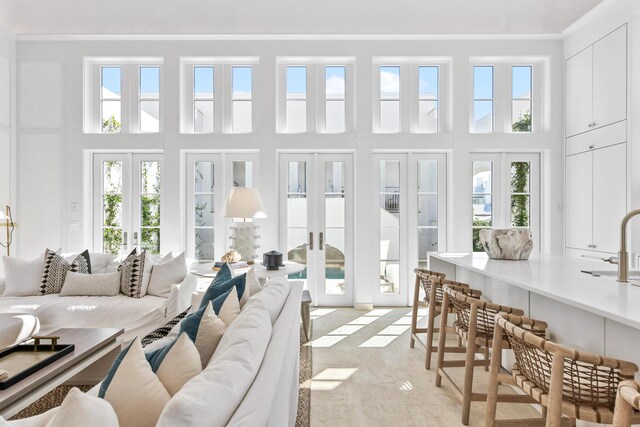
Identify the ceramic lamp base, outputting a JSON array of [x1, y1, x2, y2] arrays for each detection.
[[229, 222, 261, 262]]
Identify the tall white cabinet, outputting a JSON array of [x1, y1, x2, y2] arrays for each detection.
[[566, 25, 627, 138], [565, 25, 628, 257]]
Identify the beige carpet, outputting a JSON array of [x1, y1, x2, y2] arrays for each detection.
[[11, 326, 313, 425]]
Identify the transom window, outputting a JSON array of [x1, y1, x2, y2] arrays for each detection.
[[473, 66, 494, 133], [286, 66, 307, 133], [232, 67, 253, 133], [193, 66, 214, 133], [139, 67, 160, 133], [512, 66, 532, 132], [418, 66, 439, 133], [100, 67, 121, 133], [379, 66, 401, 133], [325, 66, 346, 133]]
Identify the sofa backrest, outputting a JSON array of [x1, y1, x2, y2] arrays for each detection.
[[227, 280, 303, 427], [156, 297, 273, 427], [243, 276, 290, 324]]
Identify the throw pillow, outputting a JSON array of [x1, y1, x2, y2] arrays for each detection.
[[146, 252, 187, 298], [246, 266, 263, 297], [211, 287, 241, 325], [99, 338, 170, 427], [199, 265, 247, 310], [179, 301, 228, 367], [145, 333, 202, 396], [118, 249, 149, 298], [40, 249, 91, 295], [2, 256, 42, 297], [60, 271, 121, 297], [49, 387, 119, 427], [141, 307, 190, 349], [89, 253, 117, 274]]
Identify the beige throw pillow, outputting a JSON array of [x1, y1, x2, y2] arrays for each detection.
[[60, 271, 121, 297]]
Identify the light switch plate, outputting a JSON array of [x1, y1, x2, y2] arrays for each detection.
[[68, 221, 80, 231]]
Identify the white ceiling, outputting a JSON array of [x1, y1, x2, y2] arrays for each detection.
[[0, 0, 603, 35]]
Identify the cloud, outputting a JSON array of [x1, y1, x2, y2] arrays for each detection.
[[380, 70, 400, 97], [326, 75, 345, 97]]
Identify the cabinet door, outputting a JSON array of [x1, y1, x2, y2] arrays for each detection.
[[566, 47, 593, 137], [593, 26, 627, 130], [565, 152, 592, 250], [593, 143, 626, 253]]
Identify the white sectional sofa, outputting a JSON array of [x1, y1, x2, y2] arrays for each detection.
[[0, 253, 197, 343]]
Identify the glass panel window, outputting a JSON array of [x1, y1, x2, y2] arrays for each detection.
[[102, 161, 123, 254], [194, 161, 215, 260], [139, 67, 160, 133], [140, 161, 160, 253], [472, 161, 493, 251], [194, 66, 214, 133], [232, 67, 252, 133], [417, 160, 439, 262], [512, 66, 532, 132], [510, 161, 531, 227], [287, 161, 308, 287], [232, 161, 253, 188], [325, 66, 346, 133], [325, 161, 346, 295], [380, 160, 400, 294], [473, 66, 494, 133], [380, 66, 400, 133], [101, 67, 121, 133], [286, 66, 307, 133], [418, 66, 438, 133]]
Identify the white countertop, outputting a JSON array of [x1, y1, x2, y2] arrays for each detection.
[[429, 252, 640, 329]]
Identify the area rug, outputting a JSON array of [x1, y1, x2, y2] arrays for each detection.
[[11, 325, 313, 425]]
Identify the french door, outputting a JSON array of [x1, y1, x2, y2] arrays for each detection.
[[279, 152, 354, 306], [92, 153, 163, 255], [374, 152, 448, 306], [184, 152, 258, 262]]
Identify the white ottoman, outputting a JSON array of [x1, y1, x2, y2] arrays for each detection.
[[0, 313, 40, 350]]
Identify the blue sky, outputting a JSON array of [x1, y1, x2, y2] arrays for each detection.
[[233, 67, 252, 98], [512, 66, 532, 98], [419, 66, 438, 98], [287, 66, 307, 96], [101, 67, 121, 97], [140, 67, 159, 97], [325, 66, 345, 97], [194, 66, 214, 98]]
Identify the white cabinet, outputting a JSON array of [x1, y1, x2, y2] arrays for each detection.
[[566, 143, 627, 254], [565, 25, 627, 137], [566, 48, 593, 137]]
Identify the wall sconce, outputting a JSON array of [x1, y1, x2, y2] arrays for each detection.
[[0, 205, 16, 256]]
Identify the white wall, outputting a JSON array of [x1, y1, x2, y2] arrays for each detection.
[[14, 36, 565, 306], [0, 24, 16, 275]]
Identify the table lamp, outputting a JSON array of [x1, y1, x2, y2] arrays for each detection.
[[0, 205, 16, 256], [221, 188, 267, 262]]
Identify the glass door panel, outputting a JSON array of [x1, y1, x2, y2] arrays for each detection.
[[323, 161, 346, 295], [285, 160, 310, 288], [379, 160, 401, 294]]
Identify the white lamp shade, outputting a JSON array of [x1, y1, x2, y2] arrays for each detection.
[[221, 188, 267, 219]]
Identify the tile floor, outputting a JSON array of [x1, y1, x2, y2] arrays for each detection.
[[307, 307, 540, 427]]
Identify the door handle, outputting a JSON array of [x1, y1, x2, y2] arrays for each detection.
[[121, 231, 128, 250], [133, 231, 139, 247], [308, 232, 313, 251], [319, 232, 324, 250]]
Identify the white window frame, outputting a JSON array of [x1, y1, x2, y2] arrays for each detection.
[[138, 65, 161, 134], [276, 57, 356, 134], [83, 57, 163, 134], [470, 152, 541, 252], [179, 57, 259, 134], [372, 57, 452, 134], [192, 65, 216, 133], [471, 65, 495, 133], [511, 65, 533, 133], [469, 57, 549, 134], [231, 66, 254, 134]]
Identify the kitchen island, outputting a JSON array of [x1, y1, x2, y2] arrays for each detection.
[[429, 252, 640, 377]]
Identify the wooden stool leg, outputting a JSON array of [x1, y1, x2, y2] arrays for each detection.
[[484, 325, 504, 427], [435, 294, 450, 387], [484, 345, 490, 372], [410, 276, 420, 348], [425, 282, 439, 370], [461, 305, 479, 425]]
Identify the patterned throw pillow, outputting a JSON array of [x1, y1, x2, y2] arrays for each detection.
[[141, 308, 190, 348], [40, 249, 91, 295], [118, 249, 147, 298]]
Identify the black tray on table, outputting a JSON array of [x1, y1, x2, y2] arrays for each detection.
[[0, 339, 74, 390]]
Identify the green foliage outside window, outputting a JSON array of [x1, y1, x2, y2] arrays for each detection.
[[102, 115, 121, 133], [511, 162, 530, 228], [141, 162, 161, 254], [103, 161, 122, 255], [472, 218, 491, 252], [512, 111, 531, 132]]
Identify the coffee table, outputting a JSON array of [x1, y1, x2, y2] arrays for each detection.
[[0, 328, 123, 419]]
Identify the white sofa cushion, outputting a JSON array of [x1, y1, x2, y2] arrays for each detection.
[[89, 253, 117, 274], [0, 294, 167, 343], [244, 276, 289, 324], [2, 256, 42, 297], [60, 271, 121, 297], [246, 267, 262, 296], [147, 252, 187, 298], [51, 387, 119, 427], [157, 299, 272, 427], [100, 338, 170, 427], [146, 333, 202, 396]]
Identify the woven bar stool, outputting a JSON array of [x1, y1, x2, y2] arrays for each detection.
[[613, 381, 640, 427], [411, 269, 482, 370], [435, 285, 545, 425], [410, 268, 445, 350], [485, 313, 640, 427]]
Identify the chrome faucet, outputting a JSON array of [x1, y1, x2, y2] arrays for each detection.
[[618, 209, 640, 282]]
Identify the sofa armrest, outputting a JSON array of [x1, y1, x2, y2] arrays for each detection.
[[165, 273, 197, 319]]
